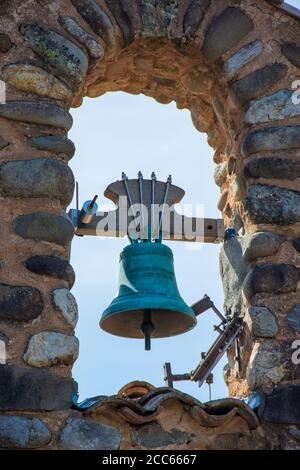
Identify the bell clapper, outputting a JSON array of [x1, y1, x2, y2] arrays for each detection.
[[141, 309, 155, 351]]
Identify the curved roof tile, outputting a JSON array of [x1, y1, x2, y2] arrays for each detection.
[[81, 382, 259, 430]]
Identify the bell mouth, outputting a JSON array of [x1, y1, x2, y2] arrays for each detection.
[[100, 304, 197, 339]]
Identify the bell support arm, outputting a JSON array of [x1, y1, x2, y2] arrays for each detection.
[[68, 208, 224, 244], [163, 296, 244, 389], [164, 316, 243, 389], [69, 176, 224, 244]]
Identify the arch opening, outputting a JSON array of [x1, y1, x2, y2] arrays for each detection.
[[69, 91, 225, 400]]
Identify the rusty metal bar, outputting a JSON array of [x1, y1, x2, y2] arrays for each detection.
[[190, 317, 243, 386], [192, 295, 226, 322], [164, 362, 191, 387], [163, 316, 244, 390]]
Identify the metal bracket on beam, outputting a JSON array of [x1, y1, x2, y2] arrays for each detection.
[[163, 295, 244, 390]]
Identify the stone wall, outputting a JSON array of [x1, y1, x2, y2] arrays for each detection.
[[0, 0, 300, 449]]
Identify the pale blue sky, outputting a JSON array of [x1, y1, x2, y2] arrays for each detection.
[[69, 93, 225, 402], [68, 0, 299, 401]]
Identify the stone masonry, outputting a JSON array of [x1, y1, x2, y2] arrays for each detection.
[[0, 0, 300, 450]]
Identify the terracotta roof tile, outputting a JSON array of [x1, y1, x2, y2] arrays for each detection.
[[81, 382, 259, 430]]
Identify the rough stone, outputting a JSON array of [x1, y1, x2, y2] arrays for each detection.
[[208, 432, 267, 451], [14, 212, 74, 246], [212, 97, 226, 129], [0, 101, 73, 130], [191, 99, 214, 133], [247, 340, 289, 391], [183, 0, 210, 39], [292, 237, 300, 253], [282, 42, 300, 70], [59, 16, 105, 59], [20, 23, 88, 87], [288, 429, 300, 441], [0, 33, 12, 53], [214, 162, 227, 187], [231, 175, 246, 201], [219, 236, 248, 313], [230, 211, 244, 235], [0, 137, 9, 150], [181, 65, 213, 94], [244, 157, 300, 180], [105, 0, 134, 46], [25, 256, 75, 288], [137, 0, 178, 38], [0, 283, 43, 322], [247, 306, 278, 338], [287, 305, 300, 333], [228, 157, 236, 175], [202, 7, 253, 63], [243, 184, 300, 225], [0, 364, 77, 410], [153, 77, 176, 88], [52, 288, 78, 328], [230, 64, 287, 107], [285, 444, 300, 454], [0, 416, 51, 449], [245, 90, 300, 124], [0, 332, 7, 364], [0, 332, 8, 345], [243, 263, 299, 301], [263, 384, 300, 424], [3, 64, 72, 100], [0, 158, 74, 207], [132, 423, 192, 449], [217, 190, 228, 212], [242, 231, 284, 262], [71, 0, 116, 48], [59, 418, 121, 450], [242, 126, 300, 157], [223, 40, 263, 80], [23, 332, 79, 367], [28, 135, 75, 158]]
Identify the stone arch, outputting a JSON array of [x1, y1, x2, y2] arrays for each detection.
[[0, 0, 300, 449]]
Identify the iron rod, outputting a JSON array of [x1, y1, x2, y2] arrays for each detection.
[[164, 362, 173, 388], [89, 194, 98, 209], [158, 175, 172, 243], [122, 172, 137, 243], [150, 172, 156, 241], [138, 171, 144, 241]]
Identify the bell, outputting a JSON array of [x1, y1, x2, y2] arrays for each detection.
[[100, 241, 197, 350]]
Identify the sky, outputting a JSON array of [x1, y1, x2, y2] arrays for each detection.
[[67, 0, 299, 402]]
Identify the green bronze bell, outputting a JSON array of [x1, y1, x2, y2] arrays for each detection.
[[100, 241, 197, 350]]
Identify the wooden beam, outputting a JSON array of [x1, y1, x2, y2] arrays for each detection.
[[69, 209, 224, 244]]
